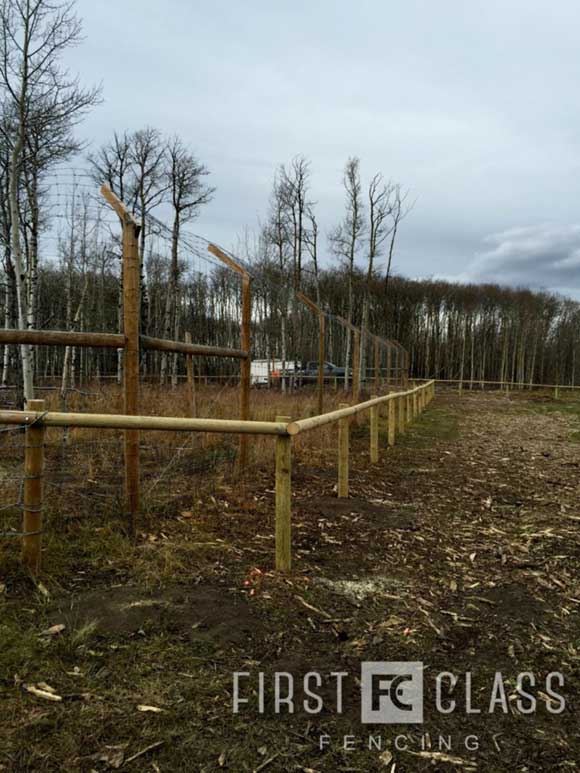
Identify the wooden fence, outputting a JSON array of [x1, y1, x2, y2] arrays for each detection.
[[0, 380, 434, 575], [0, 185, 410, 538]]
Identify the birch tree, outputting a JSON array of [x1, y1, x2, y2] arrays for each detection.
[[0, 0, 99, 401]]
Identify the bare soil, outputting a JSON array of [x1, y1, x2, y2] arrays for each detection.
[[1, 388, 580, 771]]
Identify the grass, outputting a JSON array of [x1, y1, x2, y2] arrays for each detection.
[[402, 404, 459, 447]]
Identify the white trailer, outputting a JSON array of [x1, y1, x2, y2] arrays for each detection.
[[250, 359, 300, 386]]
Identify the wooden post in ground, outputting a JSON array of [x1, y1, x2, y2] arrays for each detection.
[[352, 330, 361, 405], [386, 345, 392, 388], [554, 386, 560, 400], [398, 394, 406, 434], [275, 416, 292, 571], [406, 393, 412, 424], [413, 390, 418, 418], [101, 185, 141, 537], [374, 339, 380, 393], [338, 403, 349, 497], [317, 313, 325, 415], [122, 217, 141, 536], [22, 399, 46, 575], [388, 397, 396, 446], [207, 244, 253, 470], [184, 332, 197, 417], [239, 275, 252, 468], [370, 395, 379, 463]]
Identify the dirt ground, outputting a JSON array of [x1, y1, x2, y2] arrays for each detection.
[[1, 388, 580, 771]]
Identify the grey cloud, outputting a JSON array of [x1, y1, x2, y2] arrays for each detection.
[[456, 224, 580, 295]]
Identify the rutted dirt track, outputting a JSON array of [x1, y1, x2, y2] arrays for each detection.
[[1, 389, 580, 771]]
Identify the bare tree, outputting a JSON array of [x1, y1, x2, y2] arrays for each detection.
[[159, 136, 215, 383], [360, 173, 395, 378], [384, 185, 412, 303], [0, 0, 100, 400], [329, 156, 365, 388]]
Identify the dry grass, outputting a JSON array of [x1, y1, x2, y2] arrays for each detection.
[[0, 381, 378, 577]]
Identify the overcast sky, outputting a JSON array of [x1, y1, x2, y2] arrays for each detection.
[[69, 0, 580, 298]]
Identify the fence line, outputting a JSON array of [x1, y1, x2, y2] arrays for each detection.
[[0, 380, 434, 575]]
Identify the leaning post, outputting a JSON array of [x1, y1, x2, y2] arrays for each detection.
[[275, 416, 292, 571], [22, 399, 46, 575]]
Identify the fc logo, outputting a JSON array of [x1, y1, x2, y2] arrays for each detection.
[[361, 662, 423, 724]]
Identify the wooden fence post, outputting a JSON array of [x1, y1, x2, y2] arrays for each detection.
[[338, 403, 349, 497], [275, 416, 292, 571], [374, 340, 380, 393], [554, 386, 560, 400], [184, 332, 197, 417], [352, 330, 361, 402], [388, 397, 396, 447], [101, 185, 141, 537], [398, 394, 406, 434], [317, 312, 325, 416], [370, 396, 379, 463], [22, 399, 46, 575], [122, 217, 141, 537], [239, 275, 252, 469], [386, 346, 392, 388]]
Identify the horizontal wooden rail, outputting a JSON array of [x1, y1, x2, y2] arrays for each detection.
[[287, 381, 435, 436], [0, 409, 287, 435], [0, 329, 125, 349], [0, 329, 249, 362], [432, 377, 580, 391], [141, 335, 248, 360]]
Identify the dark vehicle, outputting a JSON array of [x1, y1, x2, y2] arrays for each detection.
[[298, 361, 346, 382]]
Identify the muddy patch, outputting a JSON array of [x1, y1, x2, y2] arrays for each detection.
[[48, 583, 258, 644], [313, 496, 419, 530]]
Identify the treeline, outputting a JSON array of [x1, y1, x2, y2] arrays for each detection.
[[14, 254, 580, 389]]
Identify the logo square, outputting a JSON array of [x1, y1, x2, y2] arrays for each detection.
[[361, 661, 424, 724]]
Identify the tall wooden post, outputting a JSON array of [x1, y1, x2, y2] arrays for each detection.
[[240, 275, 252, 468], [388, 397, 396, 446], [101, 185, 141, 537], [123, 217, 141, 535], [338, 403, 349, 498], [374, 339, 380, 393], [386, 345, 392, 388], [352, 330, 360, 404], [370, 396, 379, 464], [22, 399, 45, 575], [275, 416, 292, 571], [207, 244, 253, 470], [317, 313, 325, 415], [185, 332, 197, 417]]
